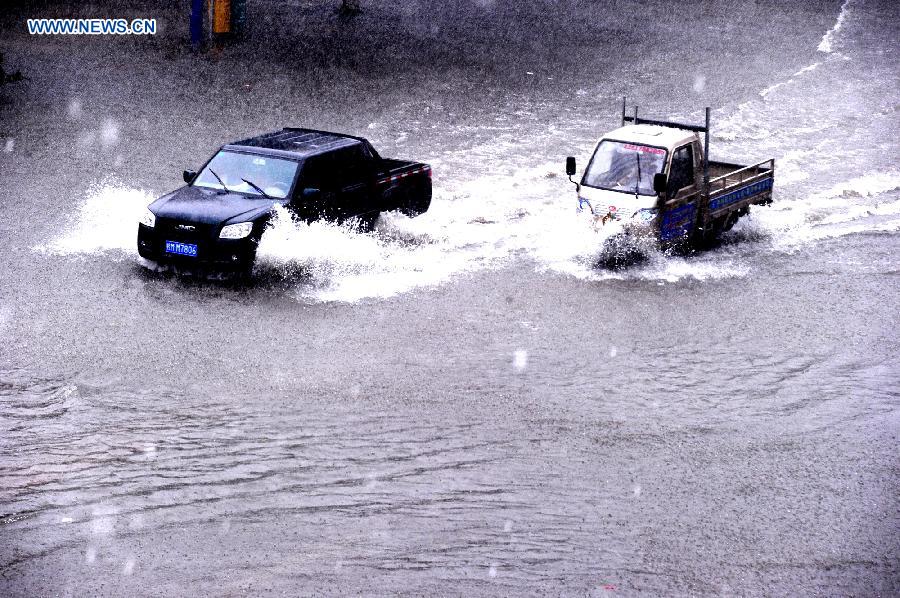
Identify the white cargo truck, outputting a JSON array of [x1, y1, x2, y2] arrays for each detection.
[[566, 101, 774, 248]]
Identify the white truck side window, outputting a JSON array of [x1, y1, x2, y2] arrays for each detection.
[[669, 145, 694, 193]]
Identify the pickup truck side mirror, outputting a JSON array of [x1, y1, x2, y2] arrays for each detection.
[[183, 169, 197, 184], [301, 187, 322, 201], [653, 173, 667, 194], [565, 157, 577, 177]]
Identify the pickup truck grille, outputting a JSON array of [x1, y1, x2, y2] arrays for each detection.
[[156, 218, 214, 241]]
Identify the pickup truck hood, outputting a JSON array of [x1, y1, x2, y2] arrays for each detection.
[[150, 186, 276, 226]]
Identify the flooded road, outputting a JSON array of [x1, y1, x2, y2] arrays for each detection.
[[1, 0, 899, 594]]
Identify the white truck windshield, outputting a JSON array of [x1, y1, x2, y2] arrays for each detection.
[[583, 141, 667, 195], [193, 151, 299, 199]]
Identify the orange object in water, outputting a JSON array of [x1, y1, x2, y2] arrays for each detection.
[[212, 0, 231, 34]]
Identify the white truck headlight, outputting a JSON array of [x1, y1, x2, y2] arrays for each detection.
[[219, 222, 253, 239], [140, 208, 156, 228], [635, 208, 658, 222]]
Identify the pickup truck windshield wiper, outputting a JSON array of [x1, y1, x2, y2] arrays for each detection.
[[208, 168, 230, 192], [241, 178, 272, 199], [635, 152, 642, 200]]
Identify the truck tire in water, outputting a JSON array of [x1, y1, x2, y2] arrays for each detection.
[[721, 212, 740, 232], [399, 179, 432, 217]]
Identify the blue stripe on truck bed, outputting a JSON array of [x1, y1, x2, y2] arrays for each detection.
[[709, 177, 773, 212]]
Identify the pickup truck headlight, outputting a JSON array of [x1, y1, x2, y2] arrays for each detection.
[[219, 222, 253, 239], [140, 208, 156, 228]]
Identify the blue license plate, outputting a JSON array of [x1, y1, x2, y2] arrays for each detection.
[[165, 241, 198, 257]]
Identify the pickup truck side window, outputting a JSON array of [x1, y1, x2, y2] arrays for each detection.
[[669, 145, 694, 194], [334, 145, 372, 187], [302, 147, 371, 192], [302, 153, 341, 191]]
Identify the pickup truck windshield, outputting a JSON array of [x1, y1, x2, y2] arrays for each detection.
[[193, 151, 299, 199], [583, 141, 667, 196]]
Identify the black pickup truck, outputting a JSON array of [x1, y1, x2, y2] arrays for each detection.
[[137, 128, 431, 268]]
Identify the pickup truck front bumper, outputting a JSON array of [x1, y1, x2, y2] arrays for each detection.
[[137, 222, 259, 269]]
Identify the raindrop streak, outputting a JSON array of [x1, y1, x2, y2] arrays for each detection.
[[122, 557, 135, 576], [513, 350, 528, 371]]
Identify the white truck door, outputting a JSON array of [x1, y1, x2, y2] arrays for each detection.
[[660, 143, 700, 241]]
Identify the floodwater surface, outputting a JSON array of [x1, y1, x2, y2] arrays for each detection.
[[1, 0, 898, 595]]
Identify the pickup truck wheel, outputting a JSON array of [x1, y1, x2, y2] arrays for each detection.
[[356, 212, 379, 233], [401, 194, 430, 217], [721, 213, 739, 232], [234, 236, 260, 278], [396, 180, 432, 217]]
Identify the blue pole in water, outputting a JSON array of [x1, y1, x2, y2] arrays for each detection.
[[190, 0, 204, 47]]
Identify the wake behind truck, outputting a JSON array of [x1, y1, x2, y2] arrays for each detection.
[[138, 128, 431, 269], [566, 101, 774, 249]]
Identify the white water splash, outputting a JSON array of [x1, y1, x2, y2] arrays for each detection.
[[737, 171, 900, 250], [759, 63, 821, 99], [818, 0, 850, 54], [36, 183, 153, 256], [255, 203, 498, 302], [715, 100, 775, 142]]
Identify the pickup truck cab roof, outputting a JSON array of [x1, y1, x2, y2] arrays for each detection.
[[601, 124, 697, 152], [223, 128, 378, 162]]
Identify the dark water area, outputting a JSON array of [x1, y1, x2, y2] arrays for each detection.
[[1, 0, 899, 595]]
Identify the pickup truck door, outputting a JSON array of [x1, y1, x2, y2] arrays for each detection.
[[293, 146, 375, 222], [659, 143, 700, 241], [331, 145, 377, 220]]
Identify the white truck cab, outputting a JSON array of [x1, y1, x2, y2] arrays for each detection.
[[573, 124, 701, 230]]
